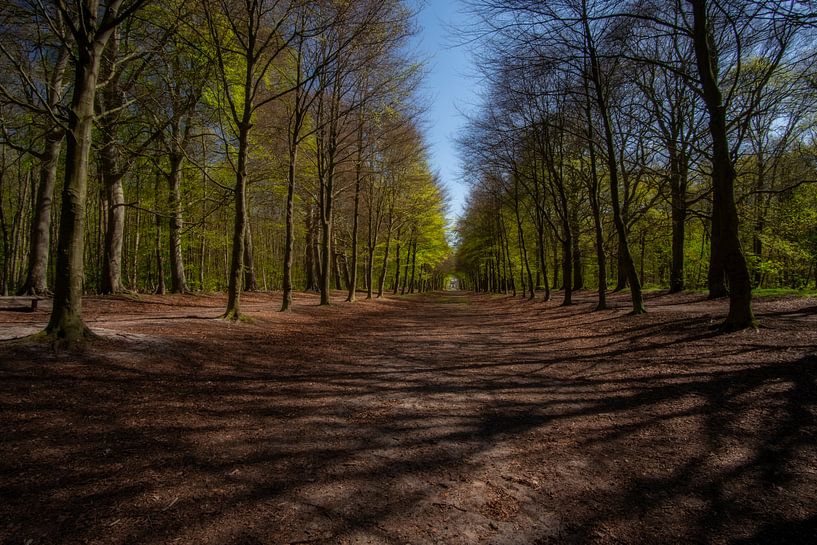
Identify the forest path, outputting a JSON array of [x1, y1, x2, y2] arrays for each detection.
[[1, 290, 817, 545]]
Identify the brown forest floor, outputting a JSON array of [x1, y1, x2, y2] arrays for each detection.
[[1, 289, 817, 545]]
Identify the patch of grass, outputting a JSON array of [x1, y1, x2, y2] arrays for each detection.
[[435, 295, 469, 304], [640, 286, 666, 294], [753, 287, 817, 298], [649, 287, 817, 298], [604, 286, 666, 294]]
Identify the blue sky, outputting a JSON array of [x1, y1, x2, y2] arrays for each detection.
[[409, 0, 480, 224]]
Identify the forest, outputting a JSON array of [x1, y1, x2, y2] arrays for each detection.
[[2, 1, 817, 544], [454, 0, 817, 330], [0, 0, 451, 341]]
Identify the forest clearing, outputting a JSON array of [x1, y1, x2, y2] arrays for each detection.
[[2, 290, 817, 545]]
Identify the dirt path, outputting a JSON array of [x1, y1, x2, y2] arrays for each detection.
[[1, 291, 817, 545]]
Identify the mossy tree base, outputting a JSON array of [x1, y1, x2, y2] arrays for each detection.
[[720, 305, 758, 332], [717, 320, 759, 333], [40, 321, 97, 349], [18, 285, 52, 297], [221, 308, 242, 322]]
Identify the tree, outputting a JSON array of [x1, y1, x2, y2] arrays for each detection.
[[202, 0, 299, 320], [0, 5, 70, 296], [43, 0, 149, 343]]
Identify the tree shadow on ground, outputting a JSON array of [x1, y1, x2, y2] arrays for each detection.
[[1, 292, 816, 544]]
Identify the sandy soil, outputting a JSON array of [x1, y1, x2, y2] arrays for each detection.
[[1, 289, 816, 545]]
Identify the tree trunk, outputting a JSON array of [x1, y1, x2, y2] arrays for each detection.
[[583, 12, 643, 313], [611, 246, 626, 291], [752, 221, 763, 287], [313, 225, 323, 289], [304, 205, 316, 292], [46, 37, 107, 343], [341, 253, 351, 291], [281, 145, 297, 310], [318, 123, 335, 306], [22, 132, 63, 295], [690, 0, 755, 328], [21, 46, 69, 296], [320, 213, 332, 305], [571, 210, 583, 291], [99, 29, 126, 295], [401, 232, 412, 294], [100, 162, 126, 293], [584, 90, 607, 310], [668, 149, 686, 294], [243, 219, 258, 291], [590, 194, 607, 310], [155, 186, 165, 295], [561, 236, 573, 306], [199, 223, 205, 291], [535, 220, 550, 301], [130, 176, 141, 290], [707, 214, 727, 297], [408, 236, 417, 294], [347, 163, 361, 302], [365, 193, 376, 299], [223, 123, 249, 320], [168, 150, 188, 293], [332, 238, 343, 290], [377, 213, 393, 297], [514, 177, 535, 299], [669, 194, 686, 294], [393, 227, 402, 294], [499, 212, 516, 297], [581, 4, 644, 313]]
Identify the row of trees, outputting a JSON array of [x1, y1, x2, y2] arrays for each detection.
[[454, 0, 817, 329], [0, 0, 451, 343]]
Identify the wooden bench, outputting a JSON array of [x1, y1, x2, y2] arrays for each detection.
[[0, 296, 43, 311]]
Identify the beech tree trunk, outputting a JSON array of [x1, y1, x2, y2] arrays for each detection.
[[408, 236, 417, 294], [393, 227, 402, 294], [401, 231, 412, 294], [514, 177, 535, 299], [583, 84, 607, 310], [243, 219, 257, 292], [167, 149, 188, 293], [582, 3, 645, 314], [347, 183, 360, 300], [377, 208, 393, 297], [561, 236, 573, 305], [304, 206, 316, 292], [571, 210, 583, 291], [23, 132, 63, 296], [689, 0, 755, 328], [590, 192, 607, 310], [669, 175, 686, 293], [281, 145, 297, 310], [155, 179, 165, 296], [223, 122, 249, 320], [535, 218, 549, 300], [21, 46, 69, 296], [99, 28, 126, 295], [319, 202, 333, 305], [46, 30, 110, 343]]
